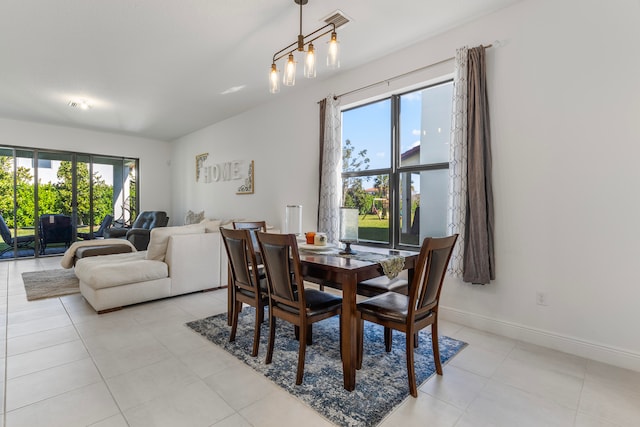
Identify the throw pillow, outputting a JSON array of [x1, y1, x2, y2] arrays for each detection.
[[146, 223, 205, 261], [184, 210, 205, 225]]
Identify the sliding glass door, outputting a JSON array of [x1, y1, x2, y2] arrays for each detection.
[[0, 146, 139, 260], [0, 148, 38, 259]]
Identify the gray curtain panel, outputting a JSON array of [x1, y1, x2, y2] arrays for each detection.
[[318, 98, 327, 230], [463, 46, 495, 284]]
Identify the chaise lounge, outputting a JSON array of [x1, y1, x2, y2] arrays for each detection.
[[74, 222, 223, 313], [0, 214, 36, 255]]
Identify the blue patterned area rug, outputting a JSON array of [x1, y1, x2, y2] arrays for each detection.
[[186, 308, 466, 427]]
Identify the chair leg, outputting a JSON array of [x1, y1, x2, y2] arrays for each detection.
[[357, 318, 364, 369], [266, 314, 276, 364], [339, 315, 343, 360], [384, 327, 393, 352], [229, 300, 242, 342], [406, 330, 418, 397], [251, 305, 262, 357], [432, 319, 443, 375], [414, 332, 419, 348], [306, 324, 313, 345], [227, 284, 234, 326], [294, 324, 313, 345], [296, 322, 308, 385]]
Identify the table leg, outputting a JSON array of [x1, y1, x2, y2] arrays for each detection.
[[341, 274, 357, 391]]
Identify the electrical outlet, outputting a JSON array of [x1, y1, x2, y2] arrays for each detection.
[[536, 292, 547, 306]]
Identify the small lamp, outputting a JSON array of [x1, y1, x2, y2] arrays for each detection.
[[285, 204, 303, 236], [339, 207, 358, 255]]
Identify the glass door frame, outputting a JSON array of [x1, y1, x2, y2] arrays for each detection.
[[1, 144, 140, 260]]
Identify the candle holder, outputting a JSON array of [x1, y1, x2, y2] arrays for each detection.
[[339, 207, 359, 255], [285, 205, 303, 236]]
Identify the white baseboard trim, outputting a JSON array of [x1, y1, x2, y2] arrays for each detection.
[[440, 306, 640, 373]]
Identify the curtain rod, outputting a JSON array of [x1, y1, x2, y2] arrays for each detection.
[[329, 43, 493, 101]]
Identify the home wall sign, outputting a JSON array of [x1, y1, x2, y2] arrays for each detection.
[[196, 154, 254, 195]]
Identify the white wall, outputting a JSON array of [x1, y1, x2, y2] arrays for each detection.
[[170, 0, 640, 371], [0, 117, 172, 218]]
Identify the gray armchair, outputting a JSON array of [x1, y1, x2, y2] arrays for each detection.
[[104, 211, 169, 250]]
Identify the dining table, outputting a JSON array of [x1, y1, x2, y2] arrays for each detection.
[[225, 240, 419, 392], [297, 244, 419, 392]]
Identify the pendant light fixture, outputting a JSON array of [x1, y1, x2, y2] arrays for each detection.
[[269, 0, 341, 94]]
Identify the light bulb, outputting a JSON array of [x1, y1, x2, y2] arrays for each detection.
[[304, 43, 316, 78], [269, 63, 280, 94], [327, 32, 340, 69], [283, 53, 296, 86]]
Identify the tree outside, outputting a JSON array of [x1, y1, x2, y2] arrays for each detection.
[[0, 157, 114, 230]]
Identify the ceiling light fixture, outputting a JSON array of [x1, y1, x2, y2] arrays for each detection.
[[269, 0, 340, 94], [220, 85, 247, 95], [68, 100, 92, 110]]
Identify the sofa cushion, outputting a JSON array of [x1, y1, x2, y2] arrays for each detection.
[[75, 251, 168, 290], [146, 223, 206, 261], [201, 219, 222, 233]]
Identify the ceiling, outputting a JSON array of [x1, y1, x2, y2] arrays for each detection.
[[0, 0, 521, 141]]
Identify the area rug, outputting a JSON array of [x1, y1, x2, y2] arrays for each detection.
[[22, 269, 80, 301], [187, 308, 467, 427]]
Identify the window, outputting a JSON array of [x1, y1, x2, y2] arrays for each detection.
[[341, 80, 453, 248]]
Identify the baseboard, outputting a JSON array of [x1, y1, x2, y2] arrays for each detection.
[[440, 306, 640, 373]]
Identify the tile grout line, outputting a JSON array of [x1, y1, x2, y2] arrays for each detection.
[[60, 296, 132, 426], [3, 263, 12, 427]]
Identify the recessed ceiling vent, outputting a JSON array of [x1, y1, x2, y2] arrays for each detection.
[[323, 9, 351, 29]]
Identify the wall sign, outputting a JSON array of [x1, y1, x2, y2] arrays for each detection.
[[236, 160, 254, 195], [196, 154, 254, 195]]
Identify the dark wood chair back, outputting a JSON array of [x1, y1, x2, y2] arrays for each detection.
[[410, 235, 459, 321], [220, 227, 267, 357], [357, 234, 458, 397], [221, 227, 262, 295], [256, 231, 342, 385], [255, 232, 304, 313], [233, 221, 267, 252]]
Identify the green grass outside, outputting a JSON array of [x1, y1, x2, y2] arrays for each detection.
[[356, 214, 420, 246], [358, 215, 389, 242]]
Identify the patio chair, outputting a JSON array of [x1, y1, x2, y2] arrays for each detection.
[[39, 214, 73, 254], [77, 214, 113, 240], [0, 214, 36, 255]]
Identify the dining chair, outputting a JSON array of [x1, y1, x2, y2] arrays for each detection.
[[256, 232, 342, 385], [220, 227, 268, 357], [233, 221, 267, 253], [357, 276, 409, 297], [356, 234, 458, 397]]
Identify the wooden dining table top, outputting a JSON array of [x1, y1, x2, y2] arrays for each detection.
[[298, 244, 420, 392]]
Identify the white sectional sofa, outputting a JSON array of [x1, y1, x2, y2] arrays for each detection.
[[75, 222, 226, 313]]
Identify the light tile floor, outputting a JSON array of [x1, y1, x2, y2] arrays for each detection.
[[2, 257, 640, 427]]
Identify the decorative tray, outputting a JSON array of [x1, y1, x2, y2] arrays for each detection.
[[298, 243, 336, 252]]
